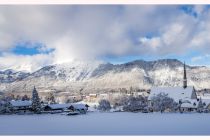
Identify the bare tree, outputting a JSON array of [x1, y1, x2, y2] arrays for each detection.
[[150, 93, 178, 113], [46, 92, 56, 104], [98, 99, 111, 111], [123, 95, 148, 112], [22, 95, 30, 101]]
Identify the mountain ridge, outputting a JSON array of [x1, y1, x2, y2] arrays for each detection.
[[0, 59, 210, 96]]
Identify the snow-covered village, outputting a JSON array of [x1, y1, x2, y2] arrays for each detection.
[[1, 61, 210, 135], [1, 63, 210, 114], [1, 4, 210, 136]]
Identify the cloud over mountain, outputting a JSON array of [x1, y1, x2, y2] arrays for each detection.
[[0, 5, 210, 72]]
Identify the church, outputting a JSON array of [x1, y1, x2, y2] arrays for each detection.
[[148, 63, 201, 111]]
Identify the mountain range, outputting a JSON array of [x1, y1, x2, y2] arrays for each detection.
[[0, 59, 210, 96]]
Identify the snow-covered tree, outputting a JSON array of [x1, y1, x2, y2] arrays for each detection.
[[0, 100, 4, 114], [112, 94, 129, 108], [123, 95, 148, 112], [3, 101, 12, 113], [98, 99, 111, 111], [150, 93, 178, 113], [32, 86, 41, 113], [0, 97, 12, 114]]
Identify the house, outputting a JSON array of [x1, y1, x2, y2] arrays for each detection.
[[133, 91, 149, 97], [43, 103, 71, 112], [9, 100, 32, 112], [180, 99, 198, 112], [43, 103, 89, 113], [99, 93, 108, 99], [89, 94, 97, 98], [206, 102, 210, 111], [85, 93, 98, 102], [68, 103, 89, 114], [198, 95, 210, 111], [148, 62, 198, 111]]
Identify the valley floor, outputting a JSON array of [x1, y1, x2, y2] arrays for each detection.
[[0, 112, 210, 135]]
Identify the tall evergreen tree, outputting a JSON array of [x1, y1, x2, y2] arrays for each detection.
[[32, 86, 41, 113]]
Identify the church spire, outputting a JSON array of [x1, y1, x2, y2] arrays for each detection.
[[183, 62, 187, 89]]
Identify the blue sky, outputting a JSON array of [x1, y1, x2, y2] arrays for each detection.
[[13, 45, 42, 55], [12, 42, 54, 55], [0, 5, 210, 72]]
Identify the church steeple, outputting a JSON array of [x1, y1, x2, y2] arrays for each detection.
[[183, 62, 187, 89]]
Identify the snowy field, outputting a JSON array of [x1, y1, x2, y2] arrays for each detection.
[[0, 112, 210, 135]]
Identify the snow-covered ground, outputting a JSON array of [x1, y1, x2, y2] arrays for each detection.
[[0, 112, 210, 135]]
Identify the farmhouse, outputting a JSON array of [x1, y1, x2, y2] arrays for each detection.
[[198, 96, 210, 110], [99, 93, 108, 99], [43, 103, 89, 113], [43, 103, 71, 112], [89, 94, 97, 98], [9, 100, 32, 112], [68, 104, 89, 114], [180, 99, 199, 112]]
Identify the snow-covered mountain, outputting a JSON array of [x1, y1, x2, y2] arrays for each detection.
[[0, 69, 30, 83], [1, 59, 210, 95]]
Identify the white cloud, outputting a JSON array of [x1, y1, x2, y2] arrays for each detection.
[[191, 54, 210, 63], [0, 53, 54, 72], [0, 5, 210, 72]]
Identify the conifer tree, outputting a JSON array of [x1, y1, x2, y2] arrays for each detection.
[[32, 86, 41, 113]]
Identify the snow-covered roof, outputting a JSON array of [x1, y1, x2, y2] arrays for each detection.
[[201, 99, 210, 108], [46, 103, 71, 109], [149, 86, 196, 102], [99, 94, 108, 96], [89, 94, 97, 96], [10, 100, 32, 107], [198, 95, 210, 100], [70, 103, 88, 109], [181, 99, 198, 108], [181, 103, 197, 108], [45, 103, 88, 110], [196, 96, 210, 108]]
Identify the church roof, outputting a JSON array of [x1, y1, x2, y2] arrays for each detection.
[[148, 86, 195, 102]]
